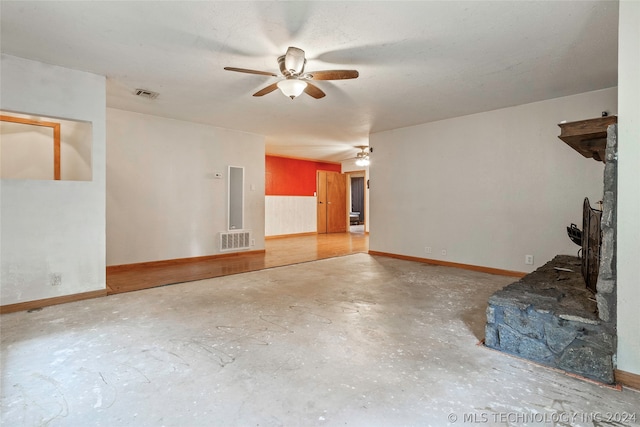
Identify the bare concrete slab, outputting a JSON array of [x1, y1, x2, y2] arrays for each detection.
[[2, 254, 638, 426]]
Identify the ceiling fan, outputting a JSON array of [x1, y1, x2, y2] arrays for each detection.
[[224, 47, 359, 99], [346, 145, 370, 166]]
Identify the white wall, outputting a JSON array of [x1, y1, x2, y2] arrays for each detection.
[[265, 196, 316, 236], [616, 0, 640, 376], [370, 88, 616, 273], [106, 108, 265, 266], [0, 122, 54, 180], [60, 118, 92, 181], [0, 54, 106, 305]]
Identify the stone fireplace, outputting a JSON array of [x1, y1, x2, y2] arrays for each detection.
[[485, 119, 618, 384]]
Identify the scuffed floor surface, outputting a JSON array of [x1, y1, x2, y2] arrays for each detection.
[[1, 254, 638, 426]]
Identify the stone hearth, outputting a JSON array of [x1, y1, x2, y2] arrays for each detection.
[[485, 255, 615, 384]]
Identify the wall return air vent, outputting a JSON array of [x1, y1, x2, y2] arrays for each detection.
[[134, 88, 160, 99], [219, 230, 251, 252]]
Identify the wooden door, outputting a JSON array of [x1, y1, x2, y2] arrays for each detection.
[[317, 171, 347, 234], [327, 172, 347, 233], [317, 171, 328, 234]]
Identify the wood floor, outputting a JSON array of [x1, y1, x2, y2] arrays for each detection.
[[106, 230, 368, 294]]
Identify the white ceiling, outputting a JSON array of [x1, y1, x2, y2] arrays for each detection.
[[0, 1, 618, 162]]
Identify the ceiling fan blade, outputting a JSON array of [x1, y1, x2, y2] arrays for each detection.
[[306, 70, 359, 80], [253, 83, 279, 97], [285, 47, 306, 74], [304, 82, 326, 99], [224, 67, 278, 77]]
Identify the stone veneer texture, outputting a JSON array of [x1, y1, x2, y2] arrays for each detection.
[[596, 124, 617, 323], [485, 255, 615, 384]]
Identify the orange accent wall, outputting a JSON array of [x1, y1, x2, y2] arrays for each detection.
[[266, 155, 341, 196]]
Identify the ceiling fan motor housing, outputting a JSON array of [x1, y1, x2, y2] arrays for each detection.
[[283, 47, 306, 75]]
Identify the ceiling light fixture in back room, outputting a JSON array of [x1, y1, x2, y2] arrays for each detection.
[[355, 154, 370, 167], [345, 146, 370, 166]]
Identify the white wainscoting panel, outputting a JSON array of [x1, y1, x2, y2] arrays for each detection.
[[265, 196, 317, 236]]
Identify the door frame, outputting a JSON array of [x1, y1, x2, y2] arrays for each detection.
[[346, 170, 367, 231]]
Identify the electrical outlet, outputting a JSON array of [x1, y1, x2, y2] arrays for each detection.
[[441, 249, 447, 256], [425, 246, 432, 254], [251, 239, 256, 246], [525, 255, 534, 265]]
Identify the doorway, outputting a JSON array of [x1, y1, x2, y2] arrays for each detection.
[[346, 171, 366, 234], [317, 170, 347, 234]]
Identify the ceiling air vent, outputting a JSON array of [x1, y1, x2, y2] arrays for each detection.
[[134, 88, 159, 100]]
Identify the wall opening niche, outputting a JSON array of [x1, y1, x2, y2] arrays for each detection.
[[0, 111, 92, 181]]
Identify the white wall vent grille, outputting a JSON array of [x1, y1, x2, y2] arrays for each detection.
[[219, 230, 251, 252]]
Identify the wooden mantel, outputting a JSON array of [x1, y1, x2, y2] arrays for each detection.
[[558, 116, 617, 162]]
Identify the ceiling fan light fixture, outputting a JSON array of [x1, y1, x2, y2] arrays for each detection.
[[355, 156, 370, 167], [354, 146, 370, 166], [277, 79, 308, 99]]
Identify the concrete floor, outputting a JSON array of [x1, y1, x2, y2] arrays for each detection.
[[1, 254, 638, 426]]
